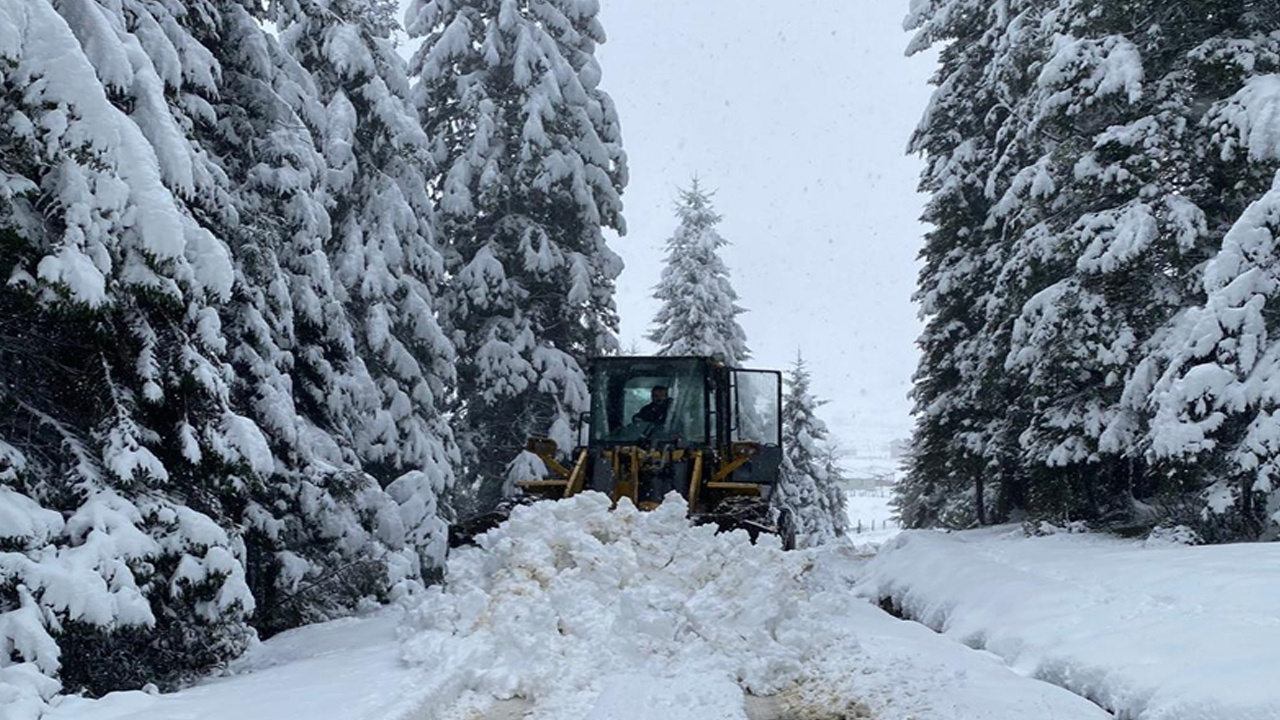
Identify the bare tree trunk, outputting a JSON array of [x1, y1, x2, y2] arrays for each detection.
[[975, 470, 987, 526]]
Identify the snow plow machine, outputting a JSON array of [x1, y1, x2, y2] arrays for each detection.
[[450, 356, 795, 548]]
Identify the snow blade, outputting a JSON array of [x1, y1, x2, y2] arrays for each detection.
[[448, 496, 538, 548], [692, 496, 795, 550]]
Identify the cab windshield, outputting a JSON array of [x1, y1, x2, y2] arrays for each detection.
[[589, 359, 708, 444]]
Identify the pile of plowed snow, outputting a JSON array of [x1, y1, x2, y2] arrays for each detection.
[[42, 493, 1119, 720], [399, 492, 847, 720]]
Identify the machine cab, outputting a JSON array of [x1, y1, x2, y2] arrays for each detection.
[[589, 357, 712, 446], [586, 356, 782, 457]]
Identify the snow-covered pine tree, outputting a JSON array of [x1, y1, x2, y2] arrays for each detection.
[[265, 0, 458, 601], [407, 0, 627, 514], [960, 1, 1160, 524], [896, 0, 1024, 530], [818, 443, 850, 537], [994, 1, 1273, 526], [274, 0, 456, 488], [3, 0, 461, 704], [775, 353, 846, 547], [1, 0, 256, 700], [1134, 10, 1280, 540], [900, 0, 1280, 536], [1148, 171, 1280, 541], [993, 1, 1280, 530], [178, 0, 454, 634], [646, 180, 751, 365]]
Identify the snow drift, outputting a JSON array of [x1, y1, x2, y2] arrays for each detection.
[[858, 527, 1280, 720], [399, 492, 832, 720], [43, 493, 1112, 720], [399, 492, 1110, 720]]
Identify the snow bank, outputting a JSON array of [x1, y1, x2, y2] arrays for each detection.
[[400, 492, 827, 720], [402, 492, 1111, 720], [857, 527, 1280, 720], [44, 611, 435, 720]]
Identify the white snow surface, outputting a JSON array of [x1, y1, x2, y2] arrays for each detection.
[[43, 612, 434, 720], [400, 493, 1108, 720], [858, 526, 1280, 720], [45, 494, 1113, 720], [843, 489, 901, 548], [399, 493, 819, 719]]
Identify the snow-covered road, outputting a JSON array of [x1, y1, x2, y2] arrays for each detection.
[[41, 495, 1111, 720], [43, 612, 435, 720]]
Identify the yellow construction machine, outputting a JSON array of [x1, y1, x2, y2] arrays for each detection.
[[451, 356, 794, 548]]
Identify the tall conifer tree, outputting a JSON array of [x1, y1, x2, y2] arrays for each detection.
[[647, 180, 751, 365], [407, 0, 627, 513], [0, 0, 256, 698], [896, 0, 1019, 530], [1150, 173, 1280, 540], [194, 0, 455, 632], [899, 0, 1280, 538], [273, 0, 456, 488], [776, 353, 846, 547], [1, 0, 460, 704]]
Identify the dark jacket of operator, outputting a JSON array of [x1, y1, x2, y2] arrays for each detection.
[[634, 388, 671, 424]]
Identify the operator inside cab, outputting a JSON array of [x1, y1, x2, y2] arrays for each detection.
[[633, 385, 671, 425]]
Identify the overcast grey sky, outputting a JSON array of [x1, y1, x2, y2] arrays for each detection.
[[596, 1, 936, 448]]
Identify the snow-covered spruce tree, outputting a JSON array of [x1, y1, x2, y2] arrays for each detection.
[[175, 0, 454, 634], [646, 180, 751, 365], [0, 0, 256, 700], [896, 0, 1026, 530], [2, 0, 461, 704], [995, 1, 1280, 528], [408, 0, 627, 514], [274, 0, 456, 492], [1148, 172, 1280, 541], [1134, 17, 1280, 540], [775, 354, 846, 547], [817, 443, 850, 537], [900, 0, 1280, 535], [971, 2, 1163, 525], [265, 0, 457, 601]]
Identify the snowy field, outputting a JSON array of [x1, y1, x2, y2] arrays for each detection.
[[41, 495, 1108, 720], [858, 526, 1280, 720], [843, 489, 901, 547]]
